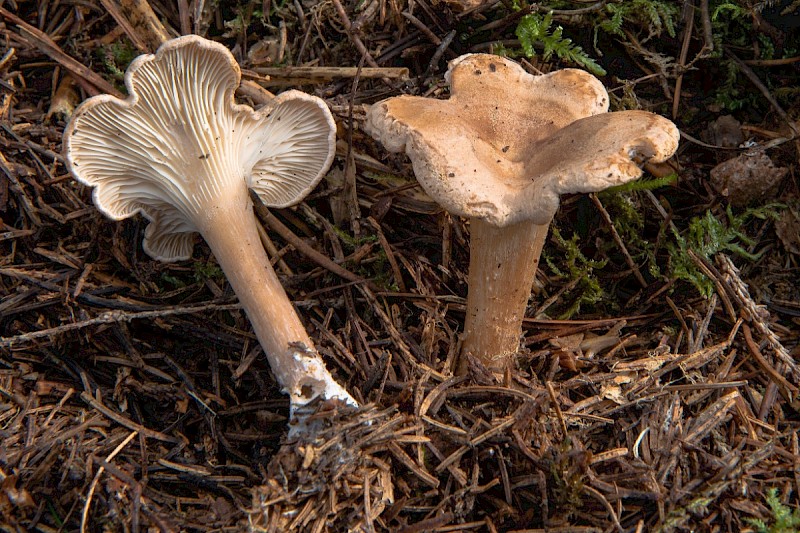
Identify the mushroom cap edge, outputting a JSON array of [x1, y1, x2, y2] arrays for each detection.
[[63, 35, 337, 261], [366, 102, 680, 227]]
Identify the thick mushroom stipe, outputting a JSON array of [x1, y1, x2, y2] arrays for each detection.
[[366, 53, 680, 373], [65, 35, 356, 416]]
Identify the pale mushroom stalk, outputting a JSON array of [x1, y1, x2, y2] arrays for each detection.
[[196, 188, 352, 408], [64, 35, 356, 420], [461, 219, 547, 368], [366, 53, 680, 374]]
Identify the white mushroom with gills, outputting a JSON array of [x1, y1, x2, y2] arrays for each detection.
[[64, 35, 356, 419], [366, 54, 680, 374]]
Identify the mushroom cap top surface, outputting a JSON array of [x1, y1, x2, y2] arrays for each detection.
[[366, 53, 680, 227], [64, 35, 336, 261]]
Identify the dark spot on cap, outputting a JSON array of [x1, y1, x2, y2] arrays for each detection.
[[300, 383, 314, 399], [448, 172, 455, 177], [502, 145, 510, 153], [489, 63, 496, 72], [474, 69, 482, 75]]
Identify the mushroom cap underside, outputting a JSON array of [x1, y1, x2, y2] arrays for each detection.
[[64, 35, 336, 261], [366, 54, 679, 227]]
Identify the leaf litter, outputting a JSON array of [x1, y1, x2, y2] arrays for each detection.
[[1, 1, 800, 531]]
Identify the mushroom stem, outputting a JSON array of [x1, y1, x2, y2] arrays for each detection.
[[460, 218, 549, 373], [196, 189, 356, 412]]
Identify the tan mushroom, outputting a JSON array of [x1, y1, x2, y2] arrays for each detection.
[[64, 35, 356, 419], [366, 53, 679, 373]]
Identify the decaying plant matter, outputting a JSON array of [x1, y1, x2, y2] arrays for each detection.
[[2, 1, 799, 531]]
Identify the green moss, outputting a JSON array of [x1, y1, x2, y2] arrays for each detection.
[[97, 42, 137, 82], [602, 174, 678, 195], [545, 227, 607, 319], [667, 204, 783, 297], [160, 273, 186, 289], [598, 0, 679, 40], [746, 488, 800, 533], [515, 12, 606, 76], [602, 192, 662, 278], [194, 260, 224, 284]]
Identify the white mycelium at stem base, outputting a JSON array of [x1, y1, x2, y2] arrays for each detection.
[[366, 53, 680, 374], [64, 35, 355, 412]]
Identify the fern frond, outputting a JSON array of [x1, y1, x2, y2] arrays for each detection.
[[599, 0, 679, 40], [515, 12, 606, 76]]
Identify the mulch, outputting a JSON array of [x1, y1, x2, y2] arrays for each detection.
[[2, 1, 799, 531]]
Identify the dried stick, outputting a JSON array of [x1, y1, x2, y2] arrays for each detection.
[[725, 47, 798, 136], [717, 254, 799, 381], [546, 381, 568, 437], [427, 30, 457, 75], [81, 392, 181, 442], [744, 56, 800, 66], [672, 1, 695, 119], [248, 191, 373, 289], [331, 0, 381, 70], [699, 0, 714, 53], [1, 302, 243, 348], [251, 66, 409, 80], [402, 11, 441, 45], [177, 0, 192, 34], [366, 216, 407, 292], [742, 324, 797, 415], [81, 431, 139, 533]]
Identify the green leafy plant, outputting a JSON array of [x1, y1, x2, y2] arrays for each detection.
[[159, 260, 225, 289], [331, 227, 399, 290], [515, 12, 606, 76], [713, 59, 761, 111], [667, 204, 782, 297], [98, 42, 137, 82], [545, 227, 607, 318], [601, 192, 662, 278], [598, 0, 679, 41], [194, 260, 224, 284], [332, 225, 379, 250], [712, 1, 750, 22], [745, 488, 800, 533], [775, 86, 800, 107], [603, 174, 678, 195], [160, 273, 186, 288], [706, 1, 794, 110]]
